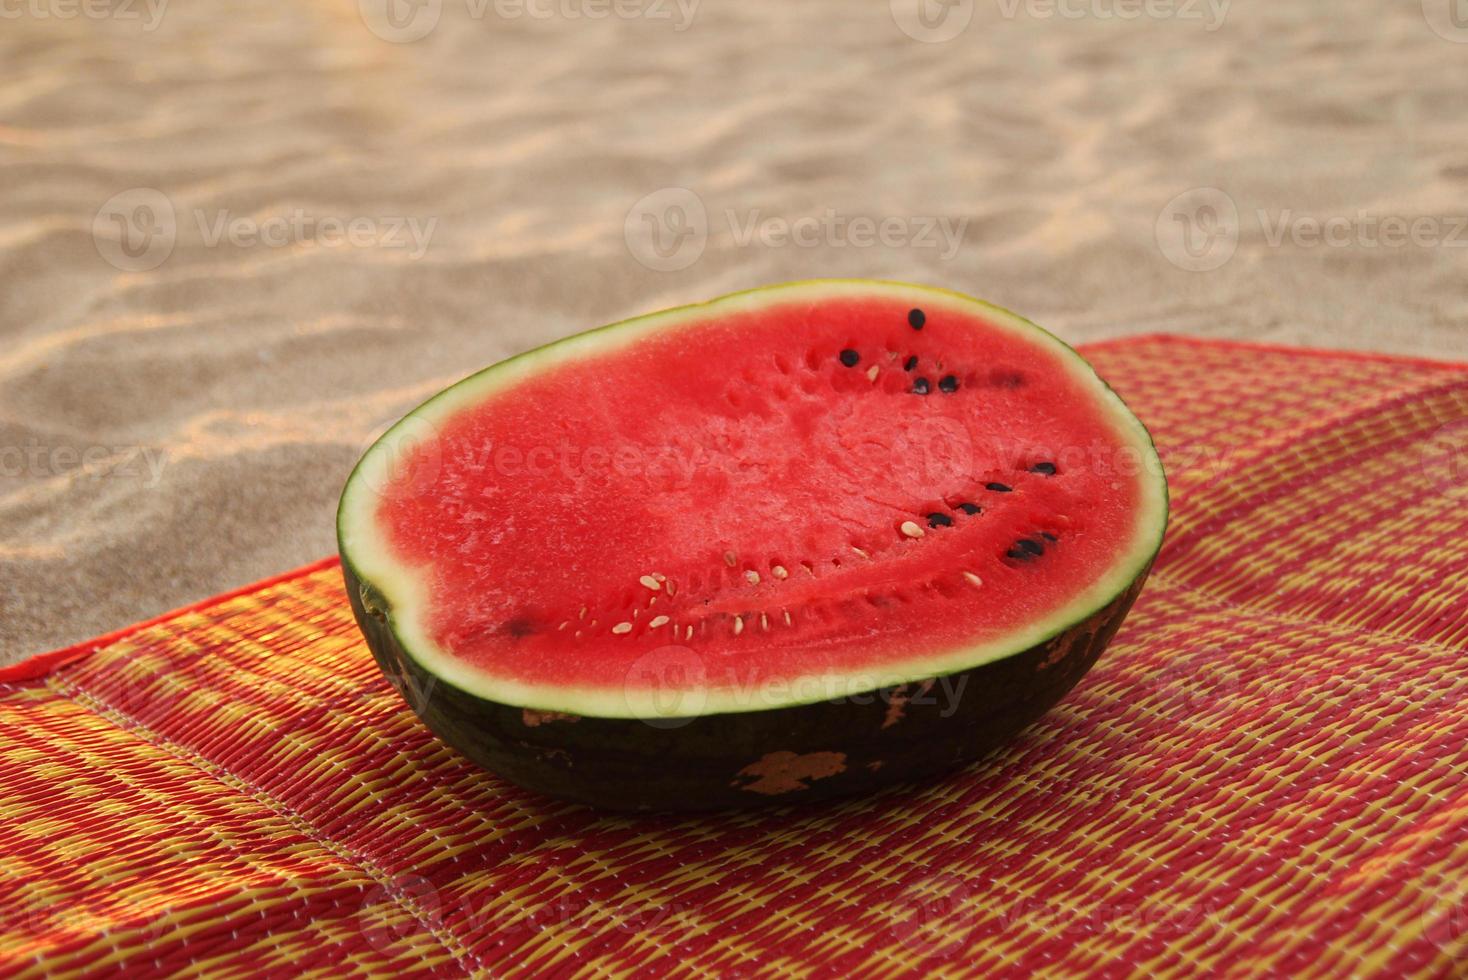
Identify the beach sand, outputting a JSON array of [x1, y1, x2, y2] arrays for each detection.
[[3, 0, 1467, 663]]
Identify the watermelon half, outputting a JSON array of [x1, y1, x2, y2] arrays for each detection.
[[338, 280, 1167, 810]]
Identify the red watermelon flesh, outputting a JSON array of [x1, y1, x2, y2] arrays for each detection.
[[339, 281, 1166, 719]]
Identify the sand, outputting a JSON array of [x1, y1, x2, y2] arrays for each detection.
[[3, 0, 1467, 663]]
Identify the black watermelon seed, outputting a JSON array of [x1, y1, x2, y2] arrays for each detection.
[[912, 377, 932, 395], [1029, 461, 1057, 475], [1041, 532, 1058, 542], [938, 374, 959, 393], [985, 482, 1012, 493], [908, 309, 925, 330], [957, 502, 980, 515], [1006, 538, 1045, 561], [839, 349, 860, 367], [903, 355, 918, 371], [926, 512, 953, 528]]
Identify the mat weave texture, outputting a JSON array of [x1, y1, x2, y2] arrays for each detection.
[[3, 336, 1467, 978]]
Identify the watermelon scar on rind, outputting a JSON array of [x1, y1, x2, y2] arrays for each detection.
[[338, 279, 1167, 809]]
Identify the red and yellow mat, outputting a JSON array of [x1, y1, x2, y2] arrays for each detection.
[[3, 337, 1467, 978]]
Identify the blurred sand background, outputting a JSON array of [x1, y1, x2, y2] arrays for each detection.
[[3, 0, 1467, 663]]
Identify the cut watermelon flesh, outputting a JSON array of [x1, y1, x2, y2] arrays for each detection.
[[338, 281, 1166, 717]]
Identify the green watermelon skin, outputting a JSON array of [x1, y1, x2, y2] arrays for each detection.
[[344, 558, 1151, 811]]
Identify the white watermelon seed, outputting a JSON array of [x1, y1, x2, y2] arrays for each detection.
[[612, 622, 632, 635], [639, 575, 661, 591], [649, 615, 670, 628], [745, 570, 761, 586], [963, 572, 983, 588], [900, 521, 925, 538]]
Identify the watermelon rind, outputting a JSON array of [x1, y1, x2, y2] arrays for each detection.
[[337, 280, 1167, 807]]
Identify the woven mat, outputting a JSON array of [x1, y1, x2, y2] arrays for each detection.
[[4, 336, 1467, 978]]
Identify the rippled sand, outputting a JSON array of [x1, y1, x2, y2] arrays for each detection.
[[3, 0, 1467, 661]]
